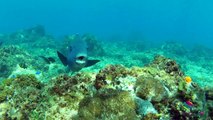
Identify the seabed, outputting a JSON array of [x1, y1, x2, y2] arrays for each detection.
[[0, 26, 212, 120]]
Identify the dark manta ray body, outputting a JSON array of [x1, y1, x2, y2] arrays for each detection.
[[57, 35, 100, 72]]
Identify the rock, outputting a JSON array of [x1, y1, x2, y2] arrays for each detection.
[[78, 89, 140, 120], [135, 76, 168, 102]]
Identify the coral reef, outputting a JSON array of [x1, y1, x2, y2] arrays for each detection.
[[0, 27, 212, 119], [92, 56, 210, 119], [0, 55, 211, 119]]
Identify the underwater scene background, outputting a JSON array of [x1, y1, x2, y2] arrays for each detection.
[[0, 0, 213, 119]]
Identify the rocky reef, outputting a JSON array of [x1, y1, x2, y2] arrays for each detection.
[[0, 45, 34, 78], [78, 89, 138, 119], [0, 26, 212, 119], [0, 55, 212, 120], [0, 75, 44, 119]]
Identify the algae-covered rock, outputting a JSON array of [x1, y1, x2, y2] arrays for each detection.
[[148, 55, 184, 76], [78, 89, 140, 120], [0, 102, 10, 118], [0, 74, 44, 120], [135, 76, 167, 102], [50, 73, 93, 96], [0, 45, 47, 79], [94, 64, 131, 90], [39, 73, 96, 119], [0, 74, 42, 103], [135, 97, 158, 117], [0, 45, 29, 78]]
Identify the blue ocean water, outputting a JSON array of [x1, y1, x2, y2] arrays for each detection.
[[0, 0, 213, 47]]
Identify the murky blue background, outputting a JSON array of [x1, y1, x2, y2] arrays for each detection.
[[0, 0, 213, 47]]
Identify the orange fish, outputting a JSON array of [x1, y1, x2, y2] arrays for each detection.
[[185, 76, 192, 83]]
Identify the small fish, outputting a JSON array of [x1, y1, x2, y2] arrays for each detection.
[[35, 71, 41, 75], [183, 101, 193, 111], [40, 56, 55, 64], [57, 35, 100, 72], [185, 100, 193, 106]]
